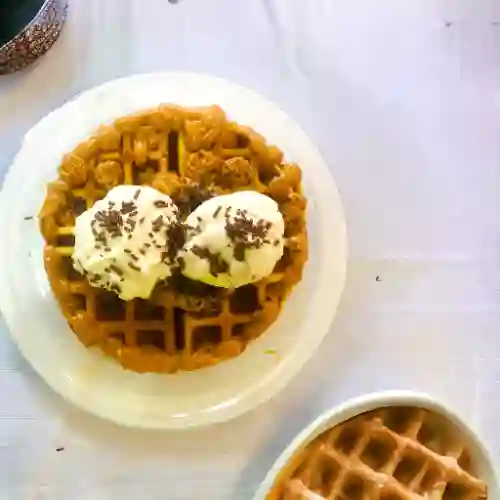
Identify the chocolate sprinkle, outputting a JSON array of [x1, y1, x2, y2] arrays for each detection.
[[171, 183, 213, 217], [109, 264, 123, 276], [152, 216, 164, 232], [213, 206, 222, 218], [162, 221, 187, 263], [234, 243, 246, 262], [94, 208, 123, 239], [153, 200, 170, 208], [133, 189, 141, 200], [121, 201, 137, 214], [191, 245, 229, 276], [128, 262, 141, 272], [224, 208, 271, 261]]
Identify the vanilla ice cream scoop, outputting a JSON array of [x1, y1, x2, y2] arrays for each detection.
[[72, 185, 181, 300], [181, 191, 285, 288]]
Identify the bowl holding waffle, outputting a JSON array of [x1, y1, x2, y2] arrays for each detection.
[[0, 73, 347, 428], [254, 391, 498, 499]]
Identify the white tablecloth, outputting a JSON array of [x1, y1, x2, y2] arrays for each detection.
[[1, 1, 499, 498]]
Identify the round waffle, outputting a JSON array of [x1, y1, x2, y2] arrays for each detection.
[[38, 104, 308, 374], [267, 406, 487, 499]]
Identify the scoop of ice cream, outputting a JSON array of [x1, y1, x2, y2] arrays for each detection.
[[72, 185, 181, 300], [181, 191, 285, 288]]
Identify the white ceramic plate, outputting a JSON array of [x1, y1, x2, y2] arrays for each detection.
[[0, 72, 347, 429], [253, 391, 499, 499]]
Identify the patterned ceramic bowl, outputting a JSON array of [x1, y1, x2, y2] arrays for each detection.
[[0, 0, 69, 75]]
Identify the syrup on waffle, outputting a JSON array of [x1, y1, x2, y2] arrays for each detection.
[[39, 105, 308, 373], [267, 407, 487, 500]]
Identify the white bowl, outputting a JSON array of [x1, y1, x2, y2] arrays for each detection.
[[0, 72, 347, 429], [253, 391, 499, 499]]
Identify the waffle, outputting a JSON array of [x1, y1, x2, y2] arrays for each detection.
[[39, 104, 308, 373], [267, 406, 488, 500]]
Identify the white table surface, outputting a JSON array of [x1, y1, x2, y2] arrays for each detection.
[[1, 0, 499, 498]]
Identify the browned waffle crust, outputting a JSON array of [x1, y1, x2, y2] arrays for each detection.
[[268, 407, 487, 499], [39, 105, 308, 373]]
